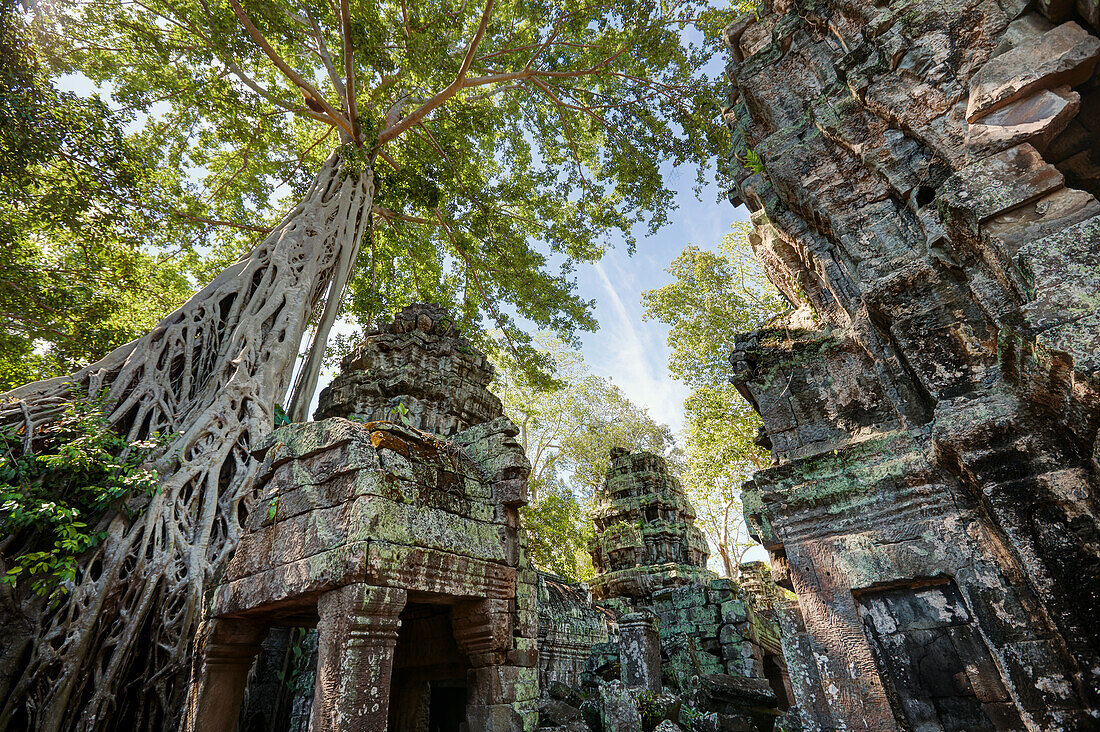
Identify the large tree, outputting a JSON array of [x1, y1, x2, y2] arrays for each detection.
[[643, 223, 784, 578], [491, 337, 674, 580], [0, 0, 729, 726]]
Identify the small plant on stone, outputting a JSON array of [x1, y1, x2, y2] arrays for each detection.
[[744, 148, 766, 175], [636, 690, 660, 721], [390, 402, 412, 426], [680, 705, 702, 731], [275, 627, 313, 693]]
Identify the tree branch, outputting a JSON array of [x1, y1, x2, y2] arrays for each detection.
[[305, 9, 347, 104], [377, 0, 496, 144], [339, 0, 361, 142], [223, 60, 333, 125], [117, 196, 272, 233], [226, 0, 355, 138], [373, 205, 436, 226], [529, 77, 596, 198]]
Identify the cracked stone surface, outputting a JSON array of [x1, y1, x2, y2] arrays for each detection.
[[722, 0, 1100, 728]]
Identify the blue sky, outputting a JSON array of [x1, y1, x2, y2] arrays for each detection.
[[571, 177, 751, 436]]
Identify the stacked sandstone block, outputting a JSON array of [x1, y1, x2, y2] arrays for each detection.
[[589, 448, 713, 601], [652, 579, 768, 688], [187, 304, 540, 732]]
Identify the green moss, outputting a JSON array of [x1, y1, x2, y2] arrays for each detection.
[[775, 432, 920, 511]]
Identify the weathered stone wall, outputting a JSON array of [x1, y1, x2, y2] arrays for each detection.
[[724, 0, 1100, 728], [651, 579, 778, 689], [536, 573, 613, 689]]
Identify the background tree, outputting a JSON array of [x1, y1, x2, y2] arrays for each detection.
[[642, 222, 785, 578], [681, 385, 765, 577], [0, 0, 734, 726], [491, 337, 674, 581]]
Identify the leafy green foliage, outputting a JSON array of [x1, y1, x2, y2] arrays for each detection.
[[492, 337, 673, 581], [276, 628, 313, 691], [744, 148, 765, 175], [520, 483, 594, 582], [0, 396, 161, 601], [643, 223, 784, 389], [33, 0, 733, 387], [389, 402, 412, 426], [492, 337, 674, 499], [642, 223, 784, 576], [0, 0, 202, 390]]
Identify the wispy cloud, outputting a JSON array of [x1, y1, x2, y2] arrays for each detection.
[[587, 258, 689, 434]]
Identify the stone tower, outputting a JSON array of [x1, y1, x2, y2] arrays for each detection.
[[722, 0, 1100, 727], [588, 447, 713, 600], [315, 302, 503, 434], [185, 303, 538, 732]]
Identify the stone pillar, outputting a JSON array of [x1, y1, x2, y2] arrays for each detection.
[[183, 617, 267, 732], [310, 584, 406, 732], [454, 598, 538, 730], [619, 609, 661, 693]]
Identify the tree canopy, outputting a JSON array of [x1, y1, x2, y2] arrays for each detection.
[[0, 0, 202, 389], [21, 0, 734, 386], [643, 222, 785, 577]]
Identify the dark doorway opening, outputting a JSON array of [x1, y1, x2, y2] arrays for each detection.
[[389, 602, 470, 732], [428, 681, 466, 732], [855, 578, 1025, 732], [763, 654, 793, 711], [239, 625, 319, 732]]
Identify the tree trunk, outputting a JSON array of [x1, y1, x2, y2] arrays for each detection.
[[0, 153, 373, 731], [718, 543, 736, 580]]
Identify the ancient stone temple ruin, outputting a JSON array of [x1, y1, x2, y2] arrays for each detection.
[[721, 0, 1100, 728], [535, 574, 613, 691], [532, 448, 796, 732], [181, 304, 797, 731], [185, 305, 538, 731], [589, 448, 712, 601]]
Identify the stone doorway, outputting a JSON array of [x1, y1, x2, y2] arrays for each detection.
[[389, 602, 471, 732], [762, 653, 793, 711], [855, 579, 1026, 732]]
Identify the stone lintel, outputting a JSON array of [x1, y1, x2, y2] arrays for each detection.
[[212, 541, 516, 616]]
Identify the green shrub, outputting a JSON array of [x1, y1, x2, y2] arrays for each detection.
[[1, 395, 162, 602], [744, 148, 766, 175]]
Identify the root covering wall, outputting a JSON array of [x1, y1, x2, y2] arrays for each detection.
[[723, 0, 1100, 728]]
